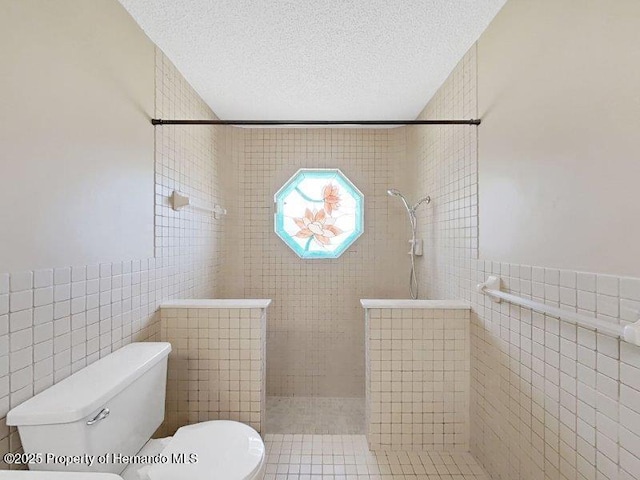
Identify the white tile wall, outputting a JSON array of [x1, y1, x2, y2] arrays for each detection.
[[366, 308, 470, 452], [0, 48, 234, 468], [225, 128, 409, 397], [407, 45, 640, 480], [160, 306, 267, 434], [469, 264, 640, 480]]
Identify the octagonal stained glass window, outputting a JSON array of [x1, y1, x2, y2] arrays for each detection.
[[274, 169, 364, 259]]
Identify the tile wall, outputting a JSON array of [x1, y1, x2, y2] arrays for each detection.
[[226, 129, 409, 397], [4, 17, 638, 480], [0, 49, 234, 466], [405, 48, 478, 302], [407, 46, 640, 479], [161, 306, 267, 434], [366, 307, 470, 452]]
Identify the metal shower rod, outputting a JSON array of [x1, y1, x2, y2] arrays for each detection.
[[151, 118, 481, 126]]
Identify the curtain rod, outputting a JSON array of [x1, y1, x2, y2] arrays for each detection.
[[151, 118, 481, 126]]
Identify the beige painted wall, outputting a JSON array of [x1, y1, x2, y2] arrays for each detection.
[[0, 0, 155, 272], [478, 0, 640, 276]]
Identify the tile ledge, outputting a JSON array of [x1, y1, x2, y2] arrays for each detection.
[[160, 299, 272, 309], [360, 299, 470, 309]]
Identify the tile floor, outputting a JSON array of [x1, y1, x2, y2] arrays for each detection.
[[263, 398, 489, 479], [266, 397, 366, 434], [263, 434, 489, 480]]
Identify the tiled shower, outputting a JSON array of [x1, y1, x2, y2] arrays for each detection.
[[2, 1, 640, 479], [227, 128, 408, 398]]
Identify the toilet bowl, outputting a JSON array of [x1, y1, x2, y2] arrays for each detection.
[[121, 421, 265, 480], [6, 343, 265, 480]]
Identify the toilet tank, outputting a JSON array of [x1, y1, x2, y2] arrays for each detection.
[[6, 342, 171, 474]]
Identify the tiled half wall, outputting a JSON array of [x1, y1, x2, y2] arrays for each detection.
[[160, 301, 269, 434], [364, 301, 471, 452]]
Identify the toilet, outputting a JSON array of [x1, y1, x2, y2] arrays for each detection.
[[5, 342, 265, 480]]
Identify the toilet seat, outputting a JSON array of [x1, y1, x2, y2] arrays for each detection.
[[147, 421, 265, 480]]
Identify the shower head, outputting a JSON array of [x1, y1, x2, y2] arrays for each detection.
[[387, 188, 430, 214], [387, 188, 411, 212], [387, 188, 431, 300]]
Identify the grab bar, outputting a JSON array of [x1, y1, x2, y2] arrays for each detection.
[[477, 276, 640, 346]]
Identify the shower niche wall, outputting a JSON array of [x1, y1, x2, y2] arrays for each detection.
[[222, 129, 410, 430]]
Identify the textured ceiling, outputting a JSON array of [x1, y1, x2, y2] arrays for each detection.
[[119, 0, 506, 120]]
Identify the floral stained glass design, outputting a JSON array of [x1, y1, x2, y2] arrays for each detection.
[[274, 169, 364, 259]]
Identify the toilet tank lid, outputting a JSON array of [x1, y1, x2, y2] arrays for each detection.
[[6, 342, 171, 426]]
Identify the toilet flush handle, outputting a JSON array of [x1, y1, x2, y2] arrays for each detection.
[[86, 407, 110, 425]]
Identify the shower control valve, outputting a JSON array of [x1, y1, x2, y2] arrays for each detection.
[[408, 239, 423, 256]]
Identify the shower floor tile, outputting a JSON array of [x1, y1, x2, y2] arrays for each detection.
[[264, 434, 489, 480], [266, 396, 366, 434]]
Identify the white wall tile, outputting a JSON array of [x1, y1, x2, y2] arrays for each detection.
[[9, 291, 32, 313], [577, 273, 597, 293], [71, 266, 86, 283], [0, 275, 9, 295], [33, 270, 53, 289], [53, 268, 71, 286], [9, 329, 32, 352], [0, 296, 7, 317], [8, 311, 31, 334], [10, 367, 33, 393], [597, 275, 619, 297], [621, 277, 640, 302], [9, 272, 32, 293]]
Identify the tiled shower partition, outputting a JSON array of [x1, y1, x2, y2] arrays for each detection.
[[363, 301, 471, 452], [160, 300, 269, 434]]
